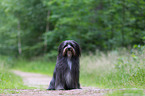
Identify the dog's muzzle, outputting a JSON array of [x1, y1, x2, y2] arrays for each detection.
[[63, 45, 76, 57]]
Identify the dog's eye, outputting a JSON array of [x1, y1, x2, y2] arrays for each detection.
[[70, 43, 74, 47], [63, 45, 67, 48], [63, 44, 68, 48]]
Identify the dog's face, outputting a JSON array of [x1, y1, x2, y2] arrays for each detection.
[[58, 40, 81, 57]]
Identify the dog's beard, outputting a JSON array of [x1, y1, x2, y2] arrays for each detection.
[[67, 51, 72, 58]]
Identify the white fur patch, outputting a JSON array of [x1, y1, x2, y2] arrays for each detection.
[[66, 51, 72, 85], [67, 58, 72, 70]]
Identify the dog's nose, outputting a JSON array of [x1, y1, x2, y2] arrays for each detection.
[[67, 47, 71, 51], [67, 45, 71, 51]]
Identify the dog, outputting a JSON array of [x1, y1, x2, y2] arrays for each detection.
[[47, 40, 81, 90]]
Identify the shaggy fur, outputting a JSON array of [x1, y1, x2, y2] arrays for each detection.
[[47, 40, 81, 90]]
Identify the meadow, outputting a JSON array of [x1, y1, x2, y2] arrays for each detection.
[[0, 46, 145, 95], [11, 47, 145, 89]]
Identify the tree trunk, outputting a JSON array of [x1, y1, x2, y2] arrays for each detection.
[[121, 0, 125, 46], [18, 20, 22, 55], [44, 11, 50, 53]]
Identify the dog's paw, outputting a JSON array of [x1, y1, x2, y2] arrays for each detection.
[[47, 86, 55, 90], [56, 85, 65, 90]]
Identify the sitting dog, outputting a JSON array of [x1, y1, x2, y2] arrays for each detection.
[[47, 40, 81, 90]]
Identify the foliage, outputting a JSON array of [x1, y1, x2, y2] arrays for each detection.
[[0, 0, 145, 57]]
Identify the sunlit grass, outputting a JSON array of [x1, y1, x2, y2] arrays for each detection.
[[12, 58, 55, 76], [0, 69, 29, 94], [106, 89, 145, 96], [80, 48, 145, 88], [80, 50, 120, 87], [0, 70, 28, 89], [0, 56, 32, 94]]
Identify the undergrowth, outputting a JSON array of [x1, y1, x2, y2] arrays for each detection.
[[80, 46, 145, 89]]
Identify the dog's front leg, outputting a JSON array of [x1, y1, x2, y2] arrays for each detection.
[[47, 69, 56, 90], [47, 78, 55, 90], [55, 72, 65, 90]]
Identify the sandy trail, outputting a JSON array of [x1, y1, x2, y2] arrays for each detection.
[[12, 70, 50, 89], [1, 70, 110, 96]]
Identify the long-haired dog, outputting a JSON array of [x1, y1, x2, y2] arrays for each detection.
[[47, 40, 81, 90]]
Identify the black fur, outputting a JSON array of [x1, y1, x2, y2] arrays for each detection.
[[47, 40, 81, 90]]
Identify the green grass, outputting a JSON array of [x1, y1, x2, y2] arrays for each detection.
[[0, 70, 26, 89], [0, 69, 30, 94], [10, 47, 145, 89], [80, 48, 145, 88], [12, 58, 55, 76], [0, 56, 32, 94], [106, 89, 145, 96]]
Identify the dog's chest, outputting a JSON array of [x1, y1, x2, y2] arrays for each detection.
[[65, 58, 72, 84], [67, 58, 72, 70]]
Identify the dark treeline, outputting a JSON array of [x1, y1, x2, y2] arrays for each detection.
[[0, 0, 145, 57]]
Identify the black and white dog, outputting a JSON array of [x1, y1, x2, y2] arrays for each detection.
[[47, 40, 81, 90]]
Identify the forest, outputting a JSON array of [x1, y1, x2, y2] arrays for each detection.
[[0, 0, 145, 95], [0, 0, 145, 57]]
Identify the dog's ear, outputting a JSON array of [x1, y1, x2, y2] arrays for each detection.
[[72, 40, 81, 57], [58, 41, 64, 55]]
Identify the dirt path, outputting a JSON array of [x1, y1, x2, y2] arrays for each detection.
[[2, 70, 111, 96], [12, 70, 50, 89]]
